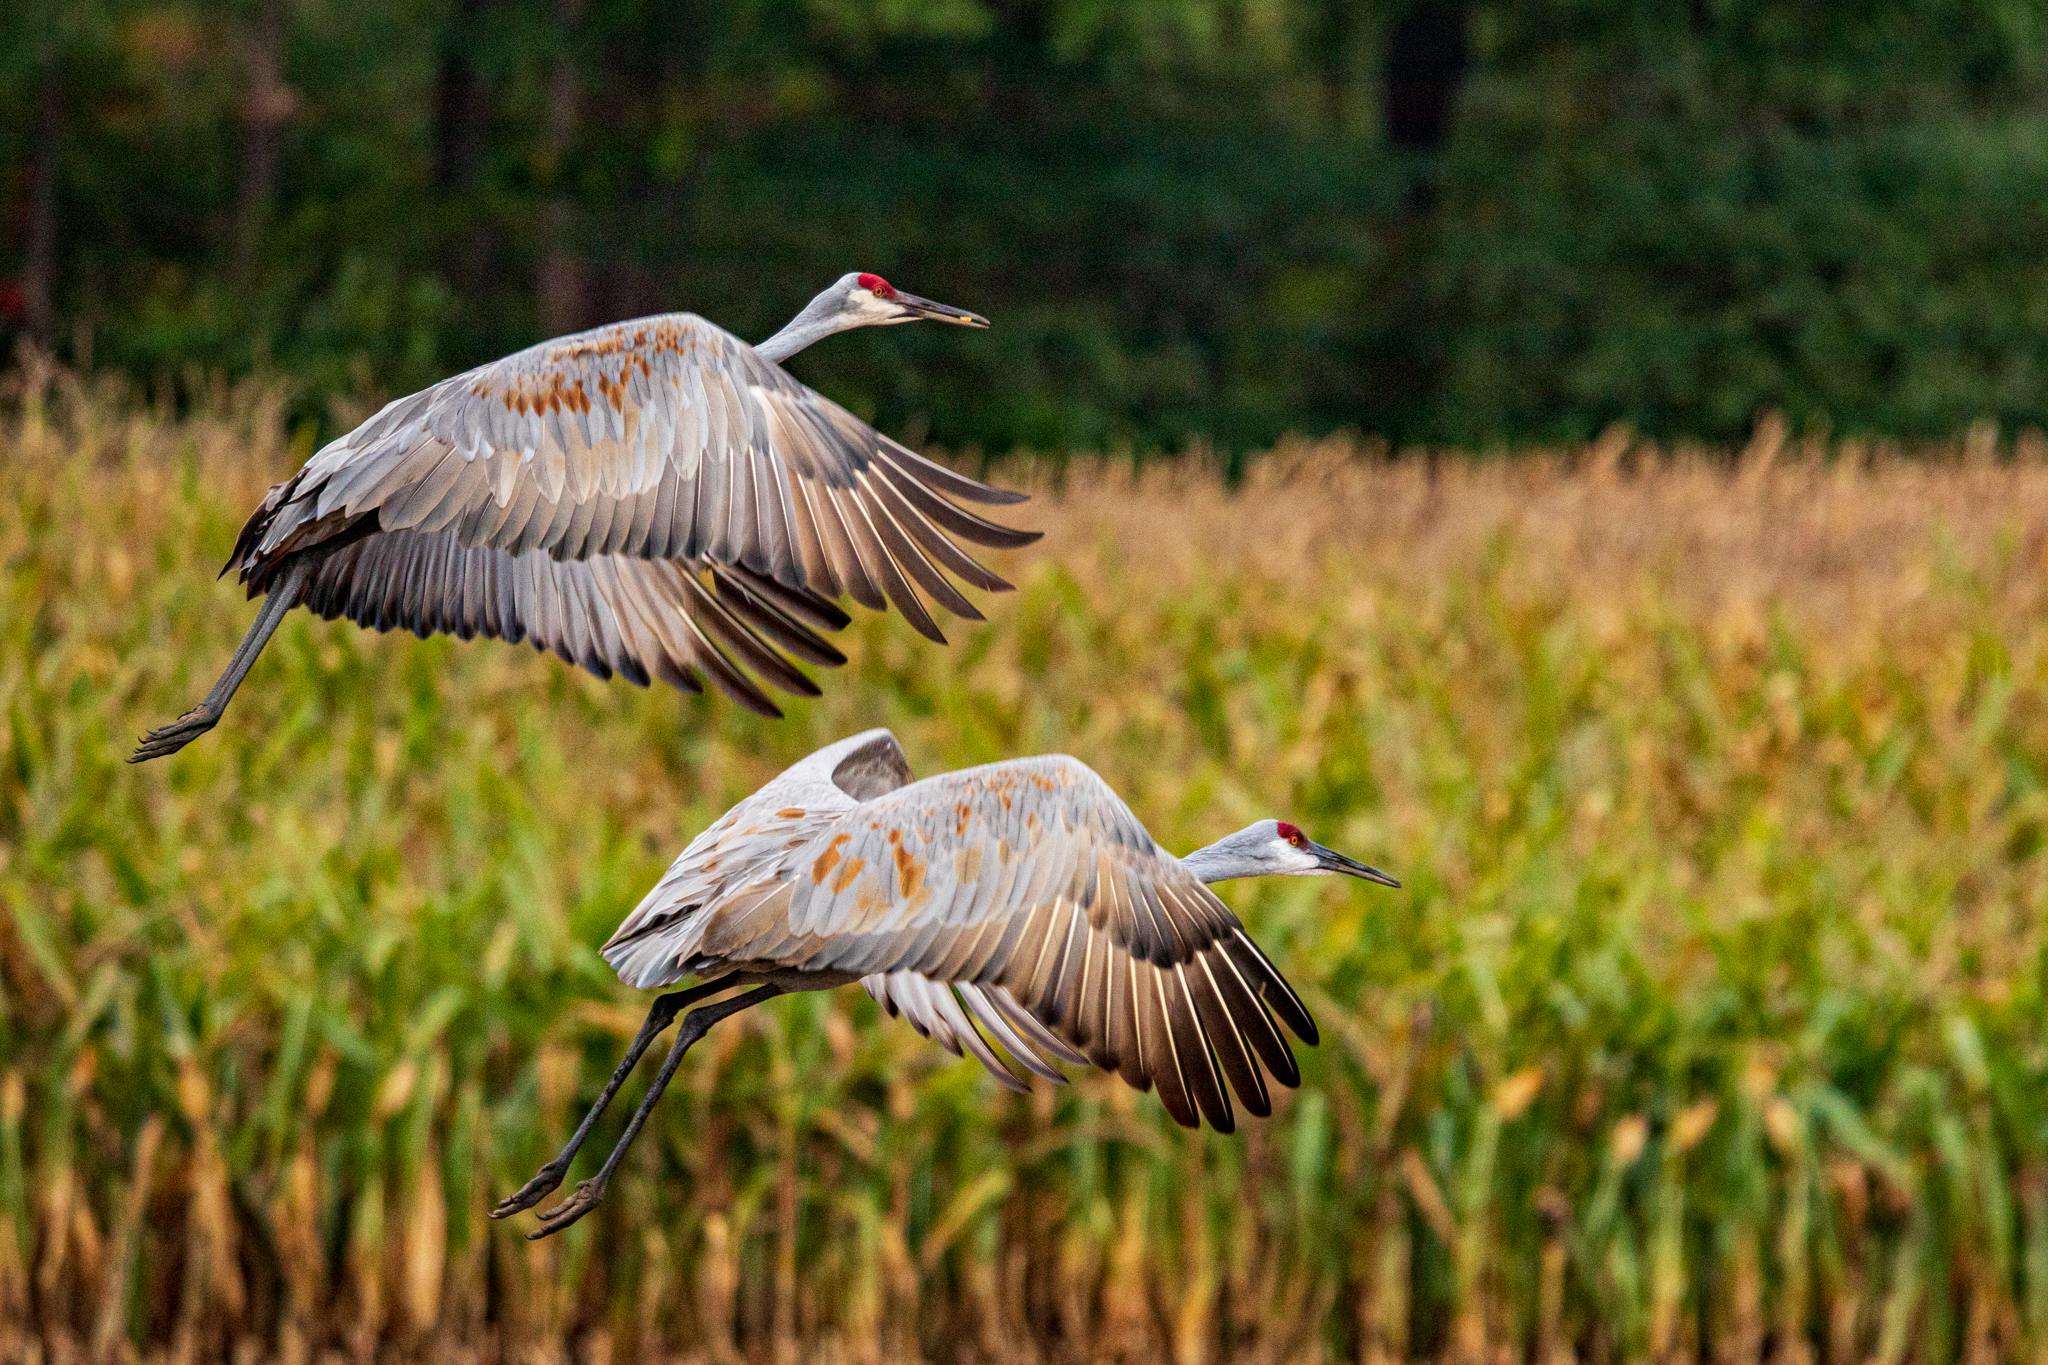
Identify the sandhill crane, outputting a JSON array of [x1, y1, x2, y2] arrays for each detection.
[[132, 274, 1034, 761], [492, 728, 1400, 1238]]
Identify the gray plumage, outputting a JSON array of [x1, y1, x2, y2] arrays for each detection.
[[132, 274, 1030, 759], [494, 729, 1401, 1239]]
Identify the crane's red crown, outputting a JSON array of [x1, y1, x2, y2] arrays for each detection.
[[856, 273, 896, 298], [1277, 822, 1307, 847]]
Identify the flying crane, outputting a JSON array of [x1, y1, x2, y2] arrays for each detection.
[[492, 728, 1401, 1237], [132, 274, 1032, 760]]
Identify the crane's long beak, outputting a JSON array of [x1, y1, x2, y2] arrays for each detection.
[[1309, 841, 1402, 888], [895, 291, 990, 329]]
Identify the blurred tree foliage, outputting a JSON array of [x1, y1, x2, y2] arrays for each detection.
[[3, 0, 2047, 451]]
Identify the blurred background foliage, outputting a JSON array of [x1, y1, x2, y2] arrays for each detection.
[[5, 0, 2048, 454]]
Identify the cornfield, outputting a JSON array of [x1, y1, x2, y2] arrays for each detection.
[[2, 362, 2046, 1365]]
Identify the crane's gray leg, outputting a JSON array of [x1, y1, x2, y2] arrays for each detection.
[[526, 983, 785, 1240], [130, 558, 314, 763], [490, 974, 738, 1219]]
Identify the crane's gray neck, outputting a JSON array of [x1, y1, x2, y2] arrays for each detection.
[[756, 293, 856, 362], [1178, 820, 1296, 883], [1179, 841, 1260, 884]]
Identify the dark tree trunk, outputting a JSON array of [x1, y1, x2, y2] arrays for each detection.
[[536, 0, 585, 335], [22, 55, 62, 346], [434, 0, 498, 307], [433, 0, 490, 195], [1383, 2, 1468, 153], [235, 0, 295, 282]]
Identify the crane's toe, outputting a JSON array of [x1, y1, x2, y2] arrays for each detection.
[[490, 1161, 568, 1219], [129, 707, 220, 763], [527, 1176, 609, 1239]]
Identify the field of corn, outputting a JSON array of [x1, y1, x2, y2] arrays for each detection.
[[2, 360, 2046, 1365]]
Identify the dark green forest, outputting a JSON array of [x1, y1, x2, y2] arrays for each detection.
[[5, 0, 2048, 452]]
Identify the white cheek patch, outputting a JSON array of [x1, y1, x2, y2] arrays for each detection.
[[1275, 840, 1322, 874]]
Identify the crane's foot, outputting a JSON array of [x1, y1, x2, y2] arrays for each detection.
[[528, 1176, 610, 1239], [489, 1161, 568, 1219], [130, 706, 219, 763]]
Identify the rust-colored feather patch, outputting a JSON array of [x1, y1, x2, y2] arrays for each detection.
[[894, 844, 925, 898], [954, 844, 983, 882], [812, 847, 841, 884]]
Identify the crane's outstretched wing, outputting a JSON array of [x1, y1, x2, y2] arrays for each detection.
[[300, 529, 850, 715], [225, 313, 1036, 708], [602, 755, 1317, 1132]]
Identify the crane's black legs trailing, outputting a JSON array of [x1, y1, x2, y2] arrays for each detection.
[[498, 980, 784, 1240], [130, 558, 314, 762], [490, 974, 737, 1221]]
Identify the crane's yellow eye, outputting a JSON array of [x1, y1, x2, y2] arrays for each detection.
[[1277, 821, 1307, 848]]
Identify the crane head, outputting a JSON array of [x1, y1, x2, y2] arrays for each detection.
[[1187, 819, 1401, 886], [759, 272, 991, 361], [841, 272, 990, 329], [1271, 820, 1401, 884]]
